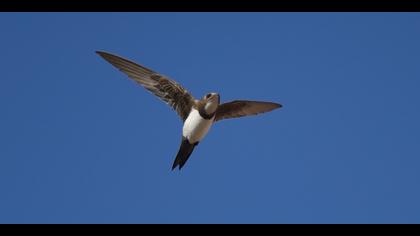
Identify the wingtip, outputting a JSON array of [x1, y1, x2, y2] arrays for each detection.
[[269, 102, 282, 109], [96, 51, 119, 63], [95, 50, 108, 56]]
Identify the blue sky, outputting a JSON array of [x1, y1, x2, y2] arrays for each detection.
[[1, 13, 420, 223]]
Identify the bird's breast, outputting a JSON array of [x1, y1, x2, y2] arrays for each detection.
[[182, 109, 214, 143]]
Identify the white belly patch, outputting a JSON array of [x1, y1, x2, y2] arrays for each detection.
[[182, 109, 214, 144]]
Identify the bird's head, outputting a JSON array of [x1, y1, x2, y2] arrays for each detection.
[[202, 92, 220, 114]]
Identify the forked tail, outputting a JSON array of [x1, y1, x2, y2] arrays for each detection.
[[172, 137, 198, 170]]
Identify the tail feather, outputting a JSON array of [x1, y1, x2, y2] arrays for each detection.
[[172, 137, 198, 170]]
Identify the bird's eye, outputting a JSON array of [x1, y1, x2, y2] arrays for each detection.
[[206, 94, 211, 98]]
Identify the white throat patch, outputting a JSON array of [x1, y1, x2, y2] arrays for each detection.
[[204, 99, 218, 114], [183, 109, 214, 143]]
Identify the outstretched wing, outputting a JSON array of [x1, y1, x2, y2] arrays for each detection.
[[96, 51, 195, 121], [215, 100, 282, 122]]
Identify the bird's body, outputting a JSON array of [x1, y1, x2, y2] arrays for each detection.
[[96, 51, 282, 170], [183, 108, 214, 144]]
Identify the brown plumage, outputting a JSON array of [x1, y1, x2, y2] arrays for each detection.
[[96, 51, 194, 121], [215, 100, 282, 122], [96, 51, 283, 170]]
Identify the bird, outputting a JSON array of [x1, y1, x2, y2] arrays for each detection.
[[96, 51, 282, 170]]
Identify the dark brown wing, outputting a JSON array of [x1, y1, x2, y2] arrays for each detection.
[[215, 100, 282, 122], [96, 51, 195, 121]]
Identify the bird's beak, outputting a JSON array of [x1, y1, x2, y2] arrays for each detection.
[[212, 94, 220, 104]]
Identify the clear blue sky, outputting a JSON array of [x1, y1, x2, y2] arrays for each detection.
[[1, 13, 419, 223]]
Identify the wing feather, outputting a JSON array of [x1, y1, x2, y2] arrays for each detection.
[[96, 51, 195, 121], [215, 100, 282, 122]]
